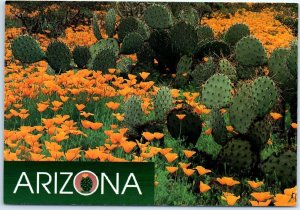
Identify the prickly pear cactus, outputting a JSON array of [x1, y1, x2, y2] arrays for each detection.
[[105, 8, 116, 38], [218, 59, 237, 81], [118, 17, 139, 42], [178, 7, 199, 25], [154, 86, 173, 122], [248, 118, 271, 152], [196, 25, 214, 46], [170, 22, 198, 55], [116, 57, 133, 75], [11, 35, 45, 64], [46, 41, 71, 73], [229, 83, 257, 134], [236, 64, 256, 80], [261, 149, 296, 188], [251, 76, 278, 118], [286, 41, 297, 77], [201, 74, 232, 109], [167, 104, 202, 146], [191, 57, 215, 86], [268, 48, 291, 86], [92, 49, 116, 72], [124, 95, 145, 128], [211, 108, 227, 146], [235, 36, 267, 66], [137, 42, 155, 66], [73, 46, 91, 68], [197, 40, 230, 58], [144, 4, 173, 29], [92, 14, 102, 40], [224, 23, 250, 46], [80, 174, 93, 192], [121, 32, 144, 54], [136, 20, 151, 40], [218, 139, 257, 173], [175, 55, 192, 87]]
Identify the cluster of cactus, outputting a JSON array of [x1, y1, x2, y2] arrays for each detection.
[[80, 174, 93, 192]]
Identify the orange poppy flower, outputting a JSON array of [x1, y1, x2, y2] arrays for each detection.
[[284, 186, 297, 196], [251, 192, 273, 202], [221, 192, 240, 206], [108, 68, 116, 74], [153, 132, 164, 139], [142, 132, 155, 141], [247, 180, 264, 189], [75, 104, 85, 111], [226, 125, 234, 132], [216, 177, 240, 187], [204, 128, 212, 135], [164, 153, 178, 163], [121, 141, 137, 153], [159, 148, 173, 155], [270, 112, 282, 120], [166, 166, 178, 174], [176, 114, 186, 120], [81, 120, 91, 129], [51, 131, 69, 142], [65, 148, 81, 161], [274, 193, 296, 206], [106, 101, 120, 110], [50, 150, 64, 160], [291, 123, 297, 129], [183, 150, 196, 158], [60, 96, 69, 102], [178, 162, 191, 169], [112, 113, 125, 121], [182, 168, 195, 176], [89, 122, 103, 130], [139, 72, 150, 80], [250, 200, 271, 206], [45, 141, 62, 151], [195, 166, 212, 176], [29, 152, 45, 161], [52, 100, 63, 108], [200, 181, 211, 193], [37, 103, 49, 113]]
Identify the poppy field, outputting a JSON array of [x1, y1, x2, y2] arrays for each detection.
[[4, 2, 298, 206]]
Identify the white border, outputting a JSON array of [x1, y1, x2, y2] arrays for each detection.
[[0, 0, 299, 209]]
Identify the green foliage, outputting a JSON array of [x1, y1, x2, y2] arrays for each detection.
[[201, 74, 232, 109], [224, 23, 250, 46], [105, 8, 116, 38], [154, 86, 173, 122], [144, 4, 173, 29], [11, 35, 45, 63], [46, 41, 71, 73], [73, 46, 91, 68], [235, 36, 267, 66], [121, 32, 144, 54]]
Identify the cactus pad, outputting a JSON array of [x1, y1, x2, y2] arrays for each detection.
[[219, 59, 237, 81], [248, 118, 271, 152], [201, 74, 232, 109], [198, 40, 230, 58], [11, 35, 45, 64], [154, 86, 174, 122], [124, 95, 145, 128], [73, 46, 91, 68], [144, 4, 173, 29], [170, 22, 198, 55], [105, 8, 116, 38], [178, 7, 199, 25], [92, 14, 102, 40], [191, 57, 215, 86], [251, 76, 278, 117], [211, 108, 227, 145], [224, 23, 250, 46], [46, 41, 71, 73], [92, 49, 116, 72], [80, 176, 93, 192], [236, 64, 256, 80], [197, 25, 214, 46], [175, 55, 192, 87], [235, 36, 267, 66], [286, 41, 297, 78], [121, 32, 144, 54], [116, 57, 133, 75], [229, 83, 257, 134], [118, 17, 139, 42]]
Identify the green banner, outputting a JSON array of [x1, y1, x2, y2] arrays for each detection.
[[4, 161, 154, 205]]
